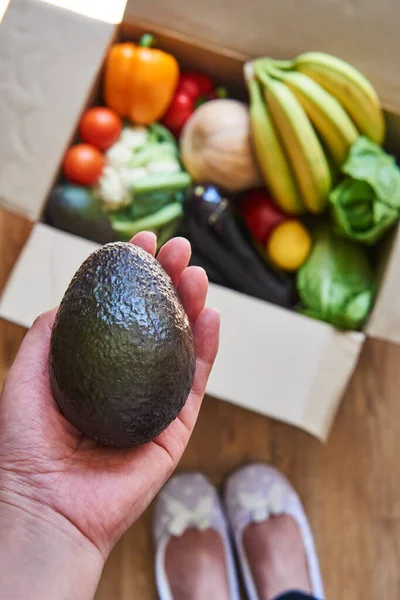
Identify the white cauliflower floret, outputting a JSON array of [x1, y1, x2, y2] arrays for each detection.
[[106, 142, 133, 168], [120, 126, 149, 150], [147, 159, 181, 175], [119, 167, 148, 188], [97, 166, 131, 211]]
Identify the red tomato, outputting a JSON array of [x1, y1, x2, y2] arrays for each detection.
[[242, 189, 286, 246], [63, 144, 105, 186], [161, 90, 194, 135], [178, 71, 215, 99], [79, 107, 122, 150]]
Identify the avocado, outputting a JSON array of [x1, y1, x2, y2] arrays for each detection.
[[45, 184, 116, 244], [49, 242, 196, 447]]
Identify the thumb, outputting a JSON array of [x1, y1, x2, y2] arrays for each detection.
[[3, 308, 57, 396], [0, 309, 67, 445]]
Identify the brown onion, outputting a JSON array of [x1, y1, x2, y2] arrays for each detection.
[[180, 99, 262, 192]]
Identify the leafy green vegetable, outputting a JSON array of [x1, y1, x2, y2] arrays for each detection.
[[297, 224, 375, 330], [110, 172, 190, 223], [155, 218, 182, 249], [330, 178, 398, 245], [110, 202, 183, 241], [129, 172, 191, 220], [342, 138, 400, 209], [147, 123, 178, 146], [131, 172, 191, 196], [129, 143, 178, 167], [329, 137, 400, 244], [129, 189, 184, 220]]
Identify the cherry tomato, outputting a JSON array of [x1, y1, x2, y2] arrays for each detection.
[[63, 144, 105, 186], [242, 188, 286, 246], [178, 71, 215, 99], [79, 107, 122, 150]]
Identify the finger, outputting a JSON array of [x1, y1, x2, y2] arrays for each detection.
[[157, 237, 191, 287], [177, 266, 208, 325], [178, 307, 220, 431], [130, 231, 157, 256]]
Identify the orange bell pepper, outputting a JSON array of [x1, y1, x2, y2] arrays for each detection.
[[104, 34, 179, 125]]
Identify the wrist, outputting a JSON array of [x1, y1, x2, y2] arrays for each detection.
[[0, 488, 104, 600]]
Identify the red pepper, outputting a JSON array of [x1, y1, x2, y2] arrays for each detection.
[[161, 70, 217, 136], [178, 71, 215, 98], [161, 89, 194, 135], [242, 189, 287, 246]]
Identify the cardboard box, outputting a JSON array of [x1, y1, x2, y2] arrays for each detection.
[[1, 0, 399, 440]]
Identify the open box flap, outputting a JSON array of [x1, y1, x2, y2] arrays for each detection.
[[0, 0, 115, 221], [0, 222, 364, 441], [206, 285, 364, 441], [125, 0, 400, 111], [365, 113, 400, 344], [0, 224, 99, 326]]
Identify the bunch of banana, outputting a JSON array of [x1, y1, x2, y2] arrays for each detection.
[[245, 52, 385, 215]]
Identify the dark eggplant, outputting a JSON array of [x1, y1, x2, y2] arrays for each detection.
[[189, 250, 234, 289], [184, 184, 294, 307]]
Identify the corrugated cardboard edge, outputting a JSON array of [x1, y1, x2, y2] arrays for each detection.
[[366, 224, 400, 344], [0, 223, 364, 441]]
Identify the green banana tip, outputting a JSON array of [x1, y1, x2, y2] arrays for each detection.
[[254, 63, 271, 87], [255, 57, 296, 81], [271, 58, 295, 70], [243, 61, 256, 84]]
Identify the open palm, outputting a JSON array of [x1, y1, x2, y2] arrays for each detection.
[[0, 232, 219, 560]]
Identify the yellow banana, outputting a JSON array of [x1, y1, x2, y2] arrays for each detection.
[[257, 67, 332, 214], [247, 74, 305, 215], [265, 67, 359, 167], [294, 52, 385, 145]]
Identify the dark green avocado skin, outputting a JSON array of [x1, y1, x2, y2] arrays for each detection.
[[45, 185, 116, 244], [49, 242, 196, 448]]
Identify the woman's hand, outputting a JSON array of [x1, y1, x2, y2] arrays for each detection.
[[0, 232, 220, 599]]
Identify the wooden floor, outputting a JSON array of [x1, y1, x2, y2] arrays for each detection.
[[1, 209, 400, 599]]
